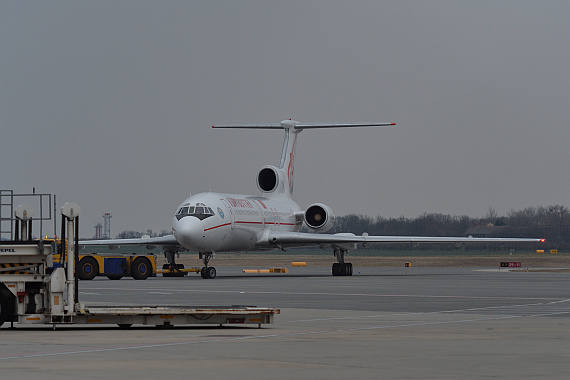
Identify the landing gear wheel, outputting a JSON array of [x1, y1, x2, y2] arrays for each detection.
[[78, 256, 99, 280], [332, 263, 353, 276], [199, 252, 216, 279], [107, 275, 123, 280], [201, 267, 217, 279], [332, 263, 341, 276], [162, 263, 172, 277], [163, 263, 184, 277], [345, 263, 353, 276], [131, 257, 152, 280]]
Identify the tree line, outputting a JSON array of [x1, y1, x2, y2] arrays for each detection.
[[116, 229, 170, 239], [329, 205, 569, 251]]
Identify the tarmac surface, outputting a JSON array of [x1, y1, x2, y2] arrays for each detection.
[[1, 266, 569, 379]]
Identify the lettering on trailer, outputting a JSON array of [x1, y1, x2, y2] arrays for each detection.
[[0, 248, 16, 253]]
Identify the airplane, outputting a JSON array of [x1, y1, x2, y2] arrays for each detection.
[[80, 120, 544, 279]]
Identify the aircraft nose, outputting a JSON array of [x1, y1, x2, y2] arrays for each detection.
[[174, 216, 204, 250]]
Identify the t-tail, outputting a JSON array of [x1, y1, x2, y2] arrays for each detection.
[[212, 120, 395, 198]]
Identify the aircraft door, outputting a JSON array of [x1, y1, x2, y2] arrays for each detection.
[[220, 199, 235, 230], [271, 208, 281, 228], [252, 200, 266, 229]]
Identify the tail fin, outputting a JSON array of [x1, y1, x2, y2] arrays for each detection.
[[212, 120, 395, 197], [278, 121, 300, 195]]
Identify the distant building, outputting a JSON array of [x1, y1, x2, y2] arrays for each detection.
[[94, 223, 103, 239]]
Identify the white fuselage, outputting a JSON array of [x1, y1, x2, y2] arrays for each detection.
[[172, 192, 302, 253], [79, 121, 544, 280]]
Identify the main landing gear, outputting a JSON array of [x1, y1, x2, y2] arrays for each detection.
[[200, 252, 216, 279], [163, 251, 185, 277], [332, 248, 353, 276]]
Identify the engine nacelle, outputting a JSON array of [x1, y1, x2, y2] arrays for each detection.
[[257, 166, 281, 193], [304, 203, 336, 233]]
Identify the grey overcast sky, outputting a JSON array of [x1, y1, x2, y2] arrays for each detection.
[[2, 1, 569, 238]]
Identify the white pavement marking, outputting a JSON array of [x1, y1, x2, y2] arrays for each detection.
[[287, 299, 570, 322], [85, 286, 562, 301], [1, 310, 568, 361]]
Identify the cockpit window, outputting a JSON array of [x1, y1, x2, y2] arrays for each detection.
[[176, 202, 215, 220], [177, 205, 189, 215]]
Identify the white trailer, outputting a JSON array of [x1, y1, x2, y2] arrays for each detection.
[[0, 199, 278, 329]]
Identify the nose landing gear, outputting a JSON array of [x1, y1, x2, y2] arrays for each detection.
[[200, 252, 216, 279]]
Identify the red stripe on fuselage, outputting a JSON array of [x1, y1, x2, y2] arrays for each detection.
[[204, 223, 232, 231], [235, 221, 295, 226], [204, 221, 294, 231]]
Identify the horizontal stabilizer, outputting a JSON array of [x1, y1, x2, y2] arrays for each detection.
[[213, 120, 395, 130]]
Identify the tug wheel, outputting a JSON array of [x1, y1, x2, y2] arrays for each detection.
[[78, 256, 99, 280], [131, 257, 153, 280]]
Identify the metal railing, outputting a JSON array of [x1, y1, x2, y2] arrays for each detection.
[[0, 190, 53, 241]]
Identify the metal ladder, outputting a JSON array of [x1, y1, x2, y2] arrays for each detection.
[[0, 190, 14, 240], [0, 190, 54, 241]]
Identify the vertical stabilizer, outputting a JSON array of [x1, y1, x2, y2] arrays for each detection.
[[278, 120, 301, 196], [212, 120, 395, 198]]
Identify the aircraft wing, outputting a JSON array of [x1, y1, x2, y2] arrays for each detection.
[[258, 231, 543, 250], [79, 235, 184, 251]]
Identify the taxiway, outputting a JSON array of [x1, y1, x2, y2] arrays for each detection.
[[0, 267, 568, 379]]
